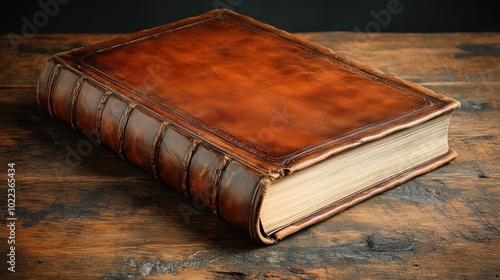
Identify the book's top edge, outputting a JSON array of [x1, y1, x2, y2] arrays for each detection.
[[53, 9, 460, 178]]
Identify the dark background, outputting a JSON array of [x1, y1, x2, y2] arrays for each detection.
[[2, 0, 499, 35]]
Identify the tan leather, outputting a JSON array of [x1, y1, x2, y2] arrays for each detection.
[[37, 9, 460, 244]]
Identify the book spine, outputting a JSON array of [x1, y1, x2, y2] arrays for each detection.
[[37, 57, 274, 244]]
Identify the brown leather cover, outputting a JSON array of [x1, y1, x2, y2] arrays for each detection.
[[37, 9, 460, 244]]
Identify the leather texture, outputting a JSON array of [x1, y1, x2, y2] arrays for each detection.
[[37, 9, 460, 244]]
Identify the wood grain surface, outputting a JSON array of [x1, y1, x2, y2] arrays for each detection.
[[0, 32, 499, 279]]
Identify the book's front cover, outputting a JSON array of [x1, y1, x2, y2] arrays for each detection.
[[60, 9, 459, 176]]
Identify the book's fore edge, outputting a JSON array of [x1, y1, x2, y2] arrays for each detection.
[[39, 57, 270, 228], [269, 150, 458, 243]]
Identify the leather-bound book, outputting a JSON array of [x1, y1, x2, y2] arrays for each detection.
[[37, 9, 460, 244]]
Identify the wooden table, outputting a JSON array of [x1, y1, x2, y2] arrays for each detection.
[[1, 32, 499, 279]]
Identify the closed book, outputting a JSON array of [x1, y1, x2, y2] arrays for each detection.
[[37, 9, 460, 244]]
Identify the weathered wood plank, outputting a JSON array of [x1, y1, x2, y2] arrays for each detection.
[[0, 32, 499, 279], [4, 175, 498, 278]]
